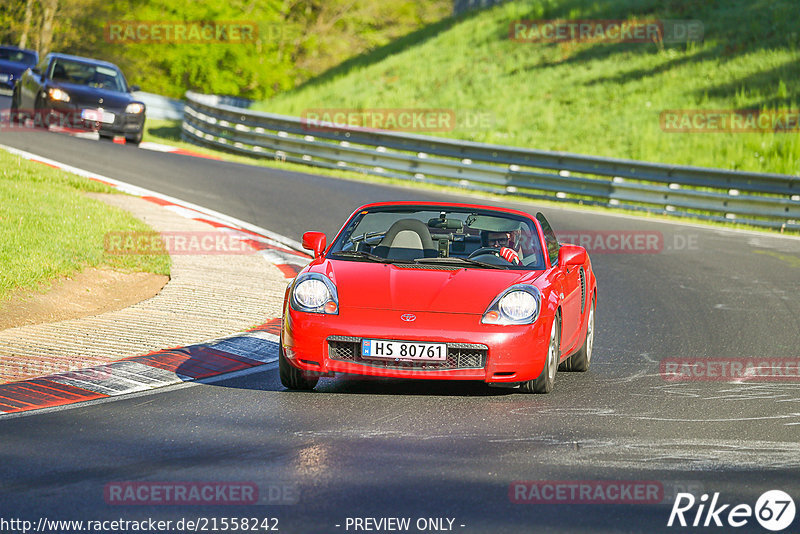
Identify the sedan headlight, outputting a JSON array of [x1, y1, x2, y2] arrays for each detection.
[[125, 102, 144, 114], [482, 285, 541, 325], [48, 87, 70, 102], [290, 273, 338, 314]]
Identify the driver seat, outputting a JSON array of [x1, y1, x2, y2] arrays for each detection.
[[51, 63, 67, 81], [373, 219, 437, 260]]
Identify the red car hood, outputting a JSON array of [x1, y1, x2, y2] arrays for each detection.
[[309, 259, 543, 314]]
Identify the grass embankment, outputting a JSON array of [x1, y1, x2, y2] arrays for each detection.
[[0, 150, 170, 302], [251, 0, 800, 176]]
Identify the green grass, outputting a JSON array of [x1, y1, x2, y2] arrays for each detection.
[[251, 0, 800, 176], [0, 150, 171, 301]]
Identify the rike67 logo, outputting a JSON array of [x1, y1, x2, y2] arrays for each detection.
[[668, 490, 795, 531]]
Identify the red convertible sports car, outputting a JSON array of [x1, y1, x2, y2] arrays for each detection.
[[280, 201, 597, 393]]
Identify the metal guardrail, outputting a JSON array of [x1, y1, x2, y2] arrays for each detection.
[[135, 92, 252, 120], [181, 91, 800, 231]]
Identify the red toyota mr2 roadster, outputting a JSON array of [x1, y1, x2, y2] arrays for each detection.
[[280, 201, 596, 393]]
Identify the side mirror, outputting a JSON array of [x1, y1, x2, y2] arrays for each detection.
[[558, 244, 587, 267], [302, 231, 326, 259], [129, 84, 140, 92], [31, 67, 41, 75]]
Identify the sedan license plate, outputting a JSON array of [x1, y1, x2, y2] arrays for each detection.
[[81, 109, 100, 121], [81, 109, 115, 124], [361, 339, 447, 361], [0, 74, 9, 82]]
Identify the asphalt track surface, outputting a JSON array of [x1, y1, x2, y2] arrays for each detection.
[[1, 118, 800, 533]]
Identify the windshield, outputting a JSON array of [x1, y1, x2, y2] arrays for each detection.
[[49, 58, 127, 92], [328, 206, 545, 269], [0, 48, 36, 66]]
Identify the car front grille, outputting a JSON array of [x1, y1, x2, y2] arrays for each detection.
[[328, 336, 487, 370]]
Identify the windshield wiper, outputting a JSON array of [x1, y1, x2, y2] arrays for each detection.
[[329, 250, 413, 264], [414, 256, 505, 269]]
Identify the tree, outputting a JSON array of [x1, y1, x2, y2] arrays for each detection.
[[19, 0, 35, 49]]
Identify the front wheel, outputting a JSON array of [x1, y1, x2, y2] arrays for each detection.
[[521, 315, 560, 393], [34, 94, 53, 129], [9, 89, 22, 124], [10, 88, 20, 113], [126, 130, 143, 146], [279, 343, 318, 391]]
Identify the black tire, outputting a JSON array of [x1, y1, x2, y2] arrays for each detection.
[[9, 89, 22, 124], [560, 298, 595, 372], [10, 88, 20, 113], [126, 130, 143, 146], [279, 343, 318, 391], [521, 314, 560, 393], [34, 94, 52, 129]]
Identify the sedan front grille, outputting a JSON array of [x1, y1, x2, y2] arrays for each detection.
[[328, 336, 487, 370]]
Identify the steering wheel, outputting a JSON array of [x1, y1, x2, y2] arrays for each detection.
[[468, 247, 504, 259]]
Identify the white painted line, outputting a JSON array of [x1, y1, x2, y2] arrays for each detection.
[[49, 373, 152, 396], [244, 331, 281, 343], [209, 336, 280, 364], [258, 249, 309, 267], [103, 361, 185, 387], [139, 141, 179, 152], [162, 204, 211, 219]]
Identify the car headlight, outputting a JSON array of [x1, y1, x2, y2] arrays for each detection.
[[482, 285, 541, 325], [125, 102, 144, 114], [290, 273, 338, 314], [48, 87, 70, 102]]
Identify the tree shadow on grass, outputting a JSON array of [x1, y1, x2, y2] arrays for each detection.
[[146, 123, 182, 143], [291, 15, 464, 94], [697, 58, 800, 110]]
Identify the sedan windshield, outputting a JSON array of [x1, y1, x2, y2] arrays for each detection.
[[49, 59, 127, 92], [328, 206, 545, 269], [0, 48, 36, 66]]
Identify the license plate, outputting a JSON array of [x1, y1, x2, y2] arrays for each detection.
[[0, 74, 9, 82], [81, 109, 100, 121], [81, 109, 115, 124], [361, 339, 447, 361]]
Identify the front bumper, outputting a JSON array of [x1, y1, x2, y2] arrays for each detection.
[[48, 100, 144, 136], [282, 306, 553, 383]]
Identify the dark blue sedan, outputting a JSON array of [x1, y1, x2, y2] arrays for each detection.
[[12, 52, 146, 145], [0, 45, 38, 93]]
